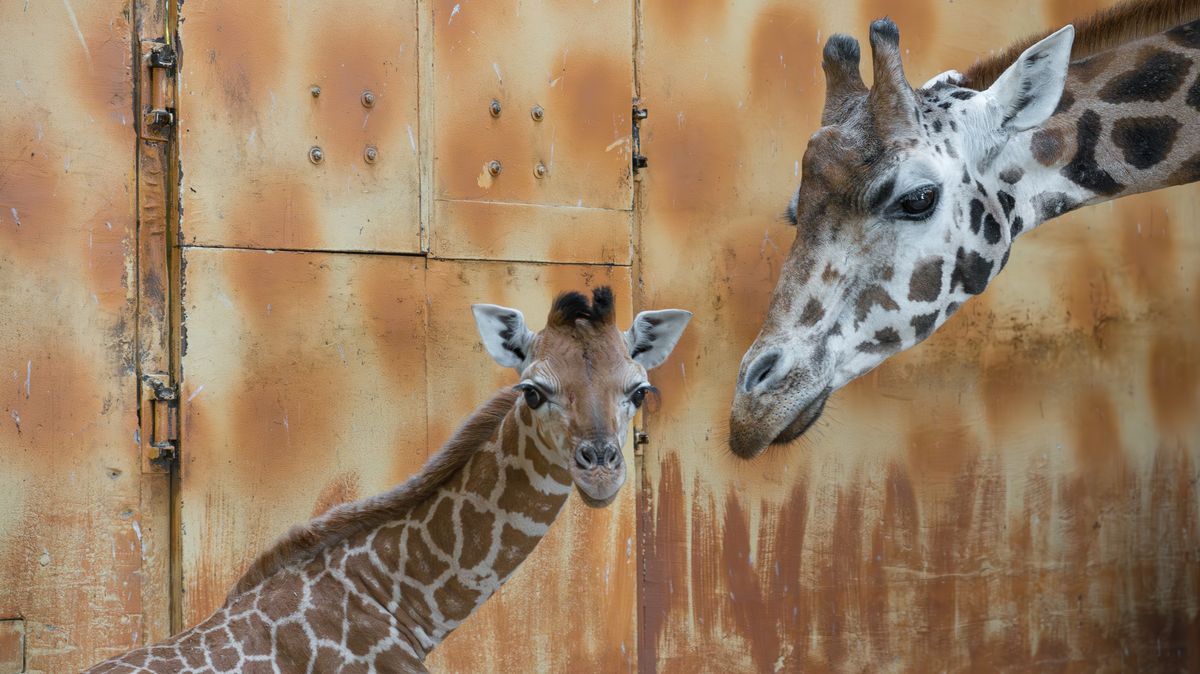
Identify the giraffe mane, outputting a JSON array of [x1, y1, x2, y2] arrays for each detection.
[[961, 0, 1200, 89], [226, 388, 520, 600]]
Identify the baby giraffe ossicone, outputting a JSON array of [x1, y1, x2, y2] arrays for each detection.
[[87, 287, 691, 674]]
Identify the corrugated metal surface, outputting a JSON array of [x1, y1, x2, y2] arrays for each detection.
[[0, 0, 170, 670], [636, 0, 1200, 671]]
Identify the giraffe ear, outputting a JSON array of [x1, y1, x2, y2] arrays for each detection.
[[625, 310, 692, 369], [472, 304, 535, 372], [984, 24, 1074, 132]]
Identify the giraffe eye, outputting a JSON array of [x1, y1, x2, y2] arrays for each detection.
[[516, 384, 546, 409], [896, 185, 940, 219], [630, 384, 657, 409]]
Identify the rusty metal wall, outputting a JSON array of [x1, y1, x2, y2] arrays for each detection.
[[636, 0, 1200, 671], [0, 0, 172, 671]]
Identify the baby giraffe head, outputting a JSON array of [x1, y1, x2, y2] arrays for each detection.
[[730, 17, 1076, 458], [473, 287, 691, 506]]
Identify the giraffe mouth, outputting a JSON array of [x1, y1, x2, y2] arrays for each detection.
[[770, 387, 832, 446], [570, 464, 626, 508]]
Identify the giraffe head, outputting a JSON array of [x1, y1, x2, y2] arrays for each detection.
[[474, 287, 691, 506], [729, 18, 1076, 458]]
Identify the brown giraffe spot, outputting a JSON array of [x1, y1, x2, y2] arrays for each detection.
[[462, 450, 500, 500], [340, 662, 371, 674], [399, 580, 433, 618], [1098, 47, 1192, 103], [371, 524, 402, 566], [256, 571, 303, 617], [179, 630, 206, 668], [227, 588, 258, 616], [408, 493, 435, 523], [210, 643, 240, 672], [231, 613, 272, 656], [1167, 19, 1200, 49], [518, 403, 533, 426], [497, 466, 569, 524], [148, 646, 175, 661], [911, 311, 938, 340], [1071, 50, 1116, 83], [493, 523, 541, 579], [854, 285, 899, 325], [522, 433, 571, 484], [1030, 127, 1066, 165], [1110, 115, 1181, 169], [821, 262, 839, 283], [458, 500, 497, 569], [346, 593, 393, 656], [1168, 152, 1200, 185], [426, 496, 458, 556], [346, 551, 390, 601], [243, 660, 276, 674], [404, 529, 451, 585], [907, 258, 943, 302], [312, 647, 343, 672], [799, 298, 824, 326], [306, 574, 348, 641], [275, 622, 313, 670], [856, 327, 902, 353], [434, 574, 485, 622], [376, 642, 424, 670]]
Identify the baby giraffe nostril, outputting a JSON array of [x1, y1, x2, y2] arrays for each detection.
[[575, 446, 599, 470], [743, 350, 782, 393], [602, 444, 621, 468]]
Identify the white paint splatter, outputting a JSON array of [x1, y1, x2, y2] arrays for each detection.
[[492, 62, 503, 85], [10, 208, 21, 227], [407, 124, 417, 154], [448, 3, 460, 23], [248, 128, 257, 145], [186, 384, 205, 403], [10, 410, 19, 432], [25, 360, 31, 399], [61, 0, 93, 67]]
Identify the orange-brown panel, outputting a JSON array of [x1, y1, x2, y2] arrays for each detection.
[[424, 260, 637, 673], [638, 0, 1200, 671], [0, 1, 155, 670], [178, 249, 428, 622], [432, 0, 633, 209], [178, 0, 421, 252], [431, 200, 632, 264]]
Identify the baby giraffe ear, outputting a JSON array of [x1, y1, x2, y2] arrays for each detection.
[[472, 304, 535, 372], [624, 310, 693, 369], [984, 24, 1074, 132]]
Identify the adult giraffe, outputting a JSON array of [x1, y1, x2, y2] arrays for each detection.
[[87, 287, 690, 673], [729, 0, 1200, 458]]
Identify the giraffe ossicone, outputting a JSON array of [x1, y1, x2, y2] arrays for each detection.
[[87, 287, 690, 673], [731, 8, 1200, 458]]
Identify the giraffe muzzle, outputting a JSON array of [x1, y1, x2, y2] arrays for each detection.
[[570, 440, 626, 508]]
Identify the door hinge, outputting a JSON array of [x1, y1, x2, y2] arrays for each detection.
[[632, 104, 649, 173], [140, 373, 179, 471], [140, 41, 176, 142]]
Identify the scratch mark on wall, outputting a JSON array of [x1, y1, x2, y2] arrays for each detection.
[[187, 384, 205, 403], [60, 0, 93, 67], [25, 360, 30, 399]]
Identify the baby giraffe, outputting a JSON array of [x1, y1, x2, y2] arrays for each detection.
[[87, 287, 690, 673]]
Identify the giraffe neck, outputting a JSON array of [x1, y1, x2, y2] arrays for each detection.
[[370, 397, 573, 660], [998, 19, 1200, 237]]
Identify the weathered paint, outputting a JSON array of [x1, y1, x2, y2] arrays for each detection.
[[177, 0, 422, 252], [637, 0, 1200, 671], [0, 0, 170, 670]]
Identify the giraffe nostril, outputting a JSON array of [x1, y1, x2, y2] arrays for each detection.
[[601, 444, 622, 468], [575, 446, 599, 470], [743, 350, 783, 393]]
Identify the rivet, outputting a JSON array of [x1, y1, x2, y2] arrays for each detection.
[[487, 160, 502, 176], [489, 99, 502, 117], [533, 163, 547, 178], [310, 85, 321, 98], [308, 146, 324, 164], [364, 145, 378, 163], [361, 90, 376, 108], [531, 104, 545, 121]]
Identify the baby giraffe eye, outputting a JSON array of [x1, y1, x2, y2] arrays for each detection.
[[896, 185, 939, 219], [516, 384, 546, 410], [630, 384, 656, 409]]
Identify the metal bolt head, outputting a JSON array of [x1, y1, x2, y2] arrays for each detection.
[[487, 160, 502, 176], [361, 90, 376, 108], [310, 85, 321, 98], [531, 104, 545, 122], [534, 163, 547, 179], [309, 146, 324, 164], [489, 99, 503, 117], [364, 146, 378, 163]]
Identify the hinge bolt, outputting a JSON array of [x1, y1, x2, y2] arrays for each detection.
[[364, 145, 378, 163], [531, 104, 545, 122], [489, 99, 503, 118], [634, 106, 649, 121], [310, 85, 321, 98], [361, 90, 376, 108], [487, 160, 502, 176], [309, 146, 325, 164], [635, 431, 649, 446], [633, 154, 648, 171], [533, 163, 548, 179]]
